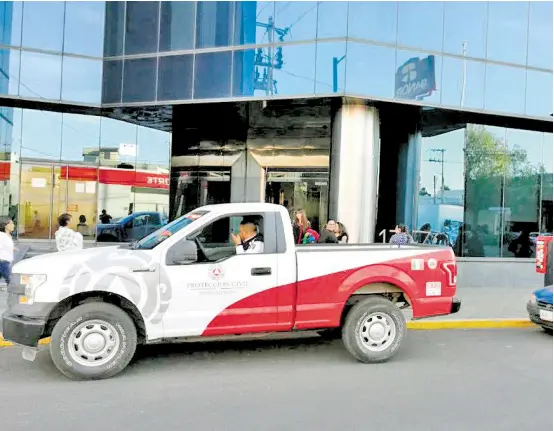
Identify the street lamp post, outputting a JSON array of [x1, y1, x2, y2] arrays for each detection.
[[332, 55, 346, 93]]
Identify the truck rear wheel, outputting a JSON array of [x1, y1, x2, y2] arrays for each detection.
[[50, 302, 137, 380], [342, 296, 406, 363]]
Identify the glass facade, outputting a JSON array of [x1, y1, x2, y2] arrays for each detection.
[[1, 106, 170, 241], [416, 120, 552, 259], [0, 1, 548, 263]]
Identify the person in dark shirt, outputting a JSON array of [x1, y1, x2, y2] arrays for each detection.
[[318, 220, 339, 243], [99, 209, 112, 224]]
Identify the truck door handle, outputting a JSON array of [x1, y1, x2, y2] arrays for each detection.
[[251, 267, 272, 276]]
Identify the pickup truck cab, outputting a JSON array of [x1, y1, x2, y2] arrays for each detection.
[[2, 203, 460, 380]]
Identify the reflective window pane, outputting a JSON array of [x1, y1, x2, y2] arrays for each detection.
[[272, 43, 316, 97], [125, 1, 159, 55], [348, 1, 396, 44], [19, 51, 62, 101], [22, 1, 64, 52], [317, 1, 347, 39], [135, 126, 170, 216], [484, 64, 525, 115], [397, 2, 444, 52], [61, 57, 102, 105], [487, 2, 528, 65], [418, 128, 465, 250], [315, 41, 346, 94], [102, 60, 122, 104], [463, 125, 505, 257], [395, 50, 442, 105], [345, 42, 395, 99], [158, 55, 193, 101], [234, 1, 274, 46], [104, 1, 125, 57], [61, 113, 100, 162], [528, 1, 553, 70], [160, 1, 195, 52], [232, 48, 266, 97], [122, 58, 157, 103], [0, 48, 20, 96], [525, 70, 553, 119], [63, 1, 105, 57], [0, 1, 22, 46], [443, 2, 487, 59], [441, 56, 485, 110], [21, 109, 62, 160], [503, 128, 542, 257], [274, 1, 317, 43], [194, 51, 231, 99], [196, 1, 233, 49]]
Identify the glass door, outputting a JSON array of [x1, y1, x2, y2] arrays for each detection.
[[18, 163, 98, 240], [58, 165, 98, 240], [18, 163, 54, 239]]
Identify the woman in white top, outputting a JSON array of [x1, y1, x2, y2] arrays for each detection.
[[55, 213, 83, 252]]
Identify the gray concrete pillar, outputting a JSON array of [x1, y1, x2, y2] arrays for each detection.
[[329, 100, 380, 243]]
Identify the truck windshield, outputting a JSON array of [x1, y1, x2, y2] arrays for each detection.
[[132, 210, 209, 250]]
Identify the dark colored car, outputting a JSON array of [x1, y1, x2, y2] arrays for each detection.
[[96, 211, 168, 243], [527, 285, 553, 334]]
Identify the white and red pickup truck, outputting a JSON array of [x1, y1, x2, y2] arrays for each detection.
[[2, 203, 460, 380]]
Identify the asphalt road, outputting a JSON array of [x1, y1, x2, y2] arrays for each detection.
[[0, 329, 551, 431]]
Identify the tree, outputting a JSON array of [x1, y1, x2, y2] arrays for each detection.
[[419, 187, 431, 196], [465, 125, 542, 180]]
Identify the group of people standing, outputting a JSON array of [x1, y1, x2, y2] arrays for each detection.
[[293, 210, 349, 245]]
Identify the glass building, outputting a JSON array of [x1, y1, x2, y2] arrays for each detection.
[[0, 2, 551, 268]]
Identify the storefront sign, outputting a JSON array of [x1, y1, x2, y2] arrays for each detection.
[[60, 166, 169, 190], [395, 55, 436, 100]]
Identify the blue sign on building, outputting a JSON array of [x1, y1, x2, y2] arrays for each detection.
[[395, 55, 436, 100]]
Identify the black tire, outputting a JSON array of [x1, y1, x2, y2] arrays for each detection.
[[542, 327, 553, 335], [342, 296, 406, 364], [50, 302, 137, 380]]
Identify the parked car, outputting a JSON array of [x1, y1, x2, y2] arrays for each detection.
[[527, 285, 553, 334], [2, 203, 460, 380], [96, 211, 168, 242]]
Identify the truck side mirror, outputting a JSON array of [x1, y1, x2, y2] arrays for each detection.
[[166, 240, 198, 265]]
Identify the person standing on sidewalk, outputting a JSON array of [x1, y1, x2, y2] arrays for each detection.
[[55, 213, 83, 252], [0, 217, 15, 285]]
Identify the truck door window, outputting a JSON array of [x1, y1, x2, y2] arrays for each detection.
[[192, 214, 264, 262]]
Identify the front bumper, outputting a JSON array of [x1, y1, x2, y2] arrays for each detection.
[[2, 313, 47, 347], [2, 281, 57, 347], [527, 301, 553, 329]]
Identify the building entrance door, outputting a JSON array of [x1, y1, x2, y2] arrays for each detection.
[[265, 170, 329, 233], [18, 163, 98, 240]]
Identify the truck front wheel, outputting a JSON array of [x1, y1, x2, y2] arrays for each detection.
[[342, 296, 406, 363], [50, 302, 137, 380]]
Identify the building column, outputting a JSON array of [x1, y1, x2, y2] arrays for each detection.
[[329, 100, 380, 243], [396, 131, 422, 230]]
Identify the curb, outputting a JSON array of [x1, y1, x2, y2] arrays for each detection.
[[406, 319, 535, 330], [0, 319, 536, 348]]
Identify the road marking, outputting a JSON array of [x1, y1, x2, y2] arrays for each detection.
[[0, 319, 537, 348]]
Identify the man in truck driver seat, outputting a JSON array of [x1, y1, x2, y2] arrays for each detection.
[[231, 219, 264, 254]]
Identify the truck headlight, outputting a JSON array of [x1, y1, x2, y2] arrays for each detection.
[[19, 274, 47, 305], [530, 294, 537, 305]]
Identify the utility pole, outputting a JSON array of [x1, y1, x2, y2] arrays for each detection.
[[429, 148, 446, 204], [255, 17, 287, 95], [332, 55, 346, 93]]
